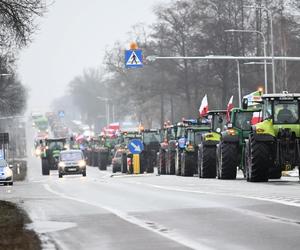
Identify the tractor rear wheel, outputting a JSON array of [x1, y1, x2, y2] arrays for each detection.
[[42, 159, 50, 175], [181, 152, 194, 177], [217, 142, 238, 180], [198, 144, 216, 178], [246, 135, 271, 182]]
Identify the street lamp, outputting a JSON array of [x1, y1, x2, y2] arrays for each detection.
[[244, 5, 276, 93], [96, 97, 115, 125], [225, 29, 268, 93]]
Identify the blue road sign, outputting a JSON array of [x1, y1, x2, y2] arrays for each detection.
[[128, 139, 144, 154], [58, 110, 65, 118], [125, 49, 143, 68]]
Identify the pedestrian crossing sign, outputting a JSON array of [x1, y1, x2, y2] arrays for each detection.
[[125, 49, 143, 68]]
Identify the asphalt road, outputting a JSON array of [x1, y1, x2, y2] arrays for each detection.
[[1, 145, 300, 250]]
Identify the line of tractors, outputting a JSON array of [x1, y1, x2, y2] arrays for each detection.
[[157, 90, 300, 182], [35, 90, 300, 182]]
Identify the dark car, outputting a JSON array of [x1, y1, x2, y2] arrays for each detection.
[[58, 150, 86, 178]]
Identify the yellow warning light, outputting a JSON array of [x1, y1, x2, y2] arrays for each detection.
[[130, 41, 138, 50], [258, 87, 264, 94]]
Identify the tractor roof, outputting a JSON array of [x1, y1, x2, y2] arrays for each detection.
[[46, 138, 66, 142], [208, 110, 227, 114], [262, 92, 300, 99]]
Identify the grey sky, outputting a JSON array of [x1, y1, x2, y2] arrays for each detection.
[[18, 0, 163, 112]]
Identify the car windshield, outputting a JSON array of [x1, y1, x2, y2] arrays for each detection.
[[143, 132, 160, 144], [48, 141, 64, 150], [61, 152, 83, 161], [274, 100, 299, 124], [235, 112, 254, 130]]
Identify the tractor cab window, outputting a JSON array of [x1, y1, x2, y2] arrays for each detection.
[[49, 141, 64, 150], [187, 130, 203, 145], [235, 112, 253, 130], [274, 100, 298, 124], [263, 99, 273, 120], [143, 132, 160, 144], [212, 113, 226, 132], [176, 126, 185, 138]]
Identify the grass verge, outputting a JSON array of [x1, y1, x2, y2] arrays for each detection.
[[0, 201, 41, 250]]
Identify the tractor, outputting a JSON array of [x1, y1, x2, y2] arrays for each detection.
[[140, 129, 161, 173], [40, 138, 67, 175], [198, 110, 227, 178], [244, 92, 300, 182], [180, 120, 211, 177], [157, 123, 177, 175]]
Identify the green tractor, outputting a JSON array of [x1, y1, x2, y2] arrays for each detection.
[[41, 138, 67, 175], [198, 110, 227, 178], [180, 120, 211, 177], [157, 124, 177, 175], [140, 129, 161, 173], [120, 131, 142, 174], [244, 92, 300, 182], [216, 107, 261, 179]]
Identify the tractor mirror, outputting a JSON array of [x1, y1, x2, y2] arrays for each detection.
[[242, 98, 248, 110]]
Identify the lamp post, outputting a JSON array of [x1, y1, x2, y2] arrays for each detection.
[[225, 29, 268, 93], [96, 97, 115, 126], [244, 5, 276, 93], [236, 60, 242, 108]]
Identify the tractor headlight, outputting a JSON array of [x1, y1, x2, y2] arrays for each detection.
[[227, 129, 236, 136], [78, 160, 86, 168], [35, 148, 41, 156]]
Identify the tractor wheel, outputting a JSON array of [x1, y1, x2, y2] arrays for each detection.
[[168, 151, 176, 175], [198, 144, 217, 178], [58, 172, 63, 178], [181, 152, 194, 177], [175, 151, 181, 176], [246, 135, 271, 182], [82, 170, 87, 177], [42, 159, 50, 176], [217, 142, 238, 180], [121, 153, 127, 174], [158, 150, 166, 175], [269, 167, 282, 179]]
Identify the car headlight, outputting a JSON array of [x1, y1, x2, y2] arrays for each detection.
[[58, 162, 65, 168], [78, 160, 86, 168]]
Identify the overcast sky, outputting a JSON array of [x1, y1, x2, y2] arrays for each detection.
[[18, 0, 164, 112]]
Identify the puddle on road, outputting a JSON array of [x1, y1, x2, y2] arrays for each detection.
[[27, 220, 77, 234]]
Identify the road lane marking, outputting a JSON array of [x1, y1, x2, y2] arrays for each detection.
[[43, 184, 212, 250], [128, 181, 300, 208]]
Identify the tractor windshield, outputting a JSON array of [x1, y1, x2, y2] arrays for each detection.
[[176, 126, 185, 138], [212, 113, 226, 132], [187, 130, 203, 145], [235, 112, 253, 130], [274, 100, 299, 124], [48, 141, 64, 150], [143, 132, 160, 144]]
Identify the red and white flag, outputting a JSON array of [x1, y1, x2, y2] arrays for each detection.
[[199, 94, 209, 117], [226, 95, 234, 121], [251, 111, 262, 125]]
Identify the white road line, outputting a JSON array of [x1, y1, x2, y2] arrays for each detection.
[[43, 184, 211, 250], [128, 181, 300, 208]]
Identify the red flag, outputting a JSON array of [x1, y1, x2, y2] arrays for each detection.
[[226, 95, 234, 122], [199, 95, 209, 117]]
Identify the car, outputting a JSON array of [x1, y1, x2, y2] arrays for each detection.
[[58, 150, 86, 178], [0, 159, 13, 186], [112, 150, 123, 173]]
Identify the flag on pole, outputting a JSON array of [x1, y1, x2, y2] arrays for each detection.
[[226, 95, 234, 121], [199, 95, 209, 117]]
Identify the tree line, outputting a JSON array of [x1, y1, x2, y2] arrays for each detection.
[[0, 0, 46, 116], [67, 0, 300, 129]]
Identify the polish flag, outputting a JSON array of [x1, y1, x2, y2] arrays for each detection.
[[251, 111, 262, 125], [226, 95, 234, 121], [199, 95, 209, 117]]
